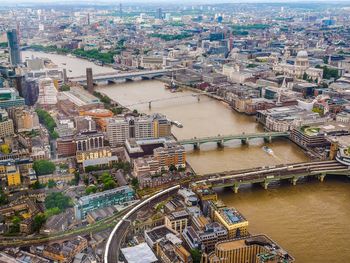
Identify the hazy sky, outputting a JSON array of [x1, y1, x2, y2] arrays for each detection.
[[1, 0, 349, 2]]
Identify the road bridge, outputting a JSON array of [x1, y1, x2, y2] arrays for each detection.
[[178, 131, 290, 149], [196, 160, 349, 193], [69, 69, 176, 84]]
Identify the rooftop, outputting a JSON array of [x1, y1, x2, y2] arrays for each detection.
[[121, 243, 157, 263]]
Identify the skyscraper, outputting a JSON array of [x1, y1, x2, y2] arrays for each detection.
[[86, 68, 94, 93], [7, 29, 21, 66]]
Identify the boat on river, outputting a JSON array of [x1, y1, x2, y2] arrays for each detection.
[[262, 146, 273, 155]]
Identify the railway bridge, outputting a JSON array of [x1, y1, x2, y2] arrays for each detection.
[[196, 160, 350, 193]]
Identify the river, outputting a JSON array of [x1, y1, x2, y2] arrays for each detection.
[[23, 51, 350, 263]]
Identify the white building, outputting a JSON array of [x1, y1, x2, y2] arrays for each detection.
[[37, 78, 58, 106]]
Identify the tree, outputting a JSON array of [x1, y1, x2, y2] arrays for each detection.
[[169, 164, 177, 172], [302, 72, 308, 80], [33, 160, 56, 175], [31, 181, 45, 189], [86, 185, 97, 195], [0, 189, 8, 205], [0, 144, 11, 154], [33, 213, 47, 232], [190, 249, 201, 263], [45, 192, 71, 211], [60, 84, 70, 91], [47, 180, 57, 189], [131, 178, 139, 189]]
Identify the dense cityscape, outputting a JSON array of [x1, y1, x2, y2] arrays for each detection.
[[0, 1, 349, 263]]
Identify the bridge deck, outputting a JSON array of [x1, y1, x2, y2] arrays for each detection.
[[179, 131, 289, 145]]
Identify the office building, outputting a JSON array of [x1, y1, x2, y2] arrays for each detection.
[[205, 235, 294, 263], [0, 162, 21, 186], [154, 143, 186, 170], [76, 147, 118, 171], [0, 88, 25, 109], [107, 114, 171, 146], [74, 186, 134, 220], [86, 68, 94, 93], [7, 29, 21, 66], [0, 109, 14, 138], [164, 210, 190, 234], [56, 137, 76, 158], [8, 107, 40, 132], [213, 207, 249, 239], [23, 78, 39, 106], [183, 222, 228, 253], [37, 78, 58, 107]]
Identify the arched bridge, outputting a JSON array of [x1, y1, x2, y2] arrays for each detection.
[[196, 160, 350, 193], [178, 131, 290, 148], [69, 69, 176, 84]]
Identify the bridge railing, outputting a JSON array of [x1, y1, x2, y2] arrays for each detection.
[[178, 132, 290, 144]]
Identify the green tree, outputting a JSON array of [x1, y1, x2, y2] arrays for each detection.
[[86, 185, 97, 195], [131, 178, 139, 189], [33, 213, 47, 232], [35, 109, 58, 139], [47, 180, 57, 188], [31, 181, 45, 189], [0, 189, 8, 205], [60, 84, 70, 91], [33, 160, 56, 175], [302, 72, 308, 80], [190, 249, 201, 263], [45, 192, 71, 211], [169, 164, 177, 172]]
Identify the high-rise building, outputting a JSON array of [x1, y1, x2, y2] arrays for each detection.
[[86, 68, 94, 93], [7, 29, 22, 66], [156, 8, 162, 19], [23, 78, 39, 106]]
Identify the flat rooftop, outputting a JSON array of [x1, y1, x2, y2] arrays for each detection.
[[218, 208, 247, 225], [121, 243, 157, 263]]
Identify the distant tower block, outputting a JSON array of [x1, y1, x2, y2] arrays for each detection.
[[86, 68, 94, 93], [63, 68, 68, 83]]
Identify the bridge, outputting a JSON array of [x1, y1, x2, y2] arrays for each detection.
[[68, 69, 175, 85], [122, 91, 216, 109], [196, 160, 350, 193], [178, 131, 290, 149]]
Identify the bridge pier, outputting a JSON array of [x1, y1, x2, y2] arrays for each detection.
[[193, 143, 200, 150], [217, 140, 224, 148], [317, 173, 326, 182], [241, 138, 248, 145], [264, 136, 272, 143], [233, 184, 240, 194], [291, 177, 298, 186], [261, 180, 269, 190]]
